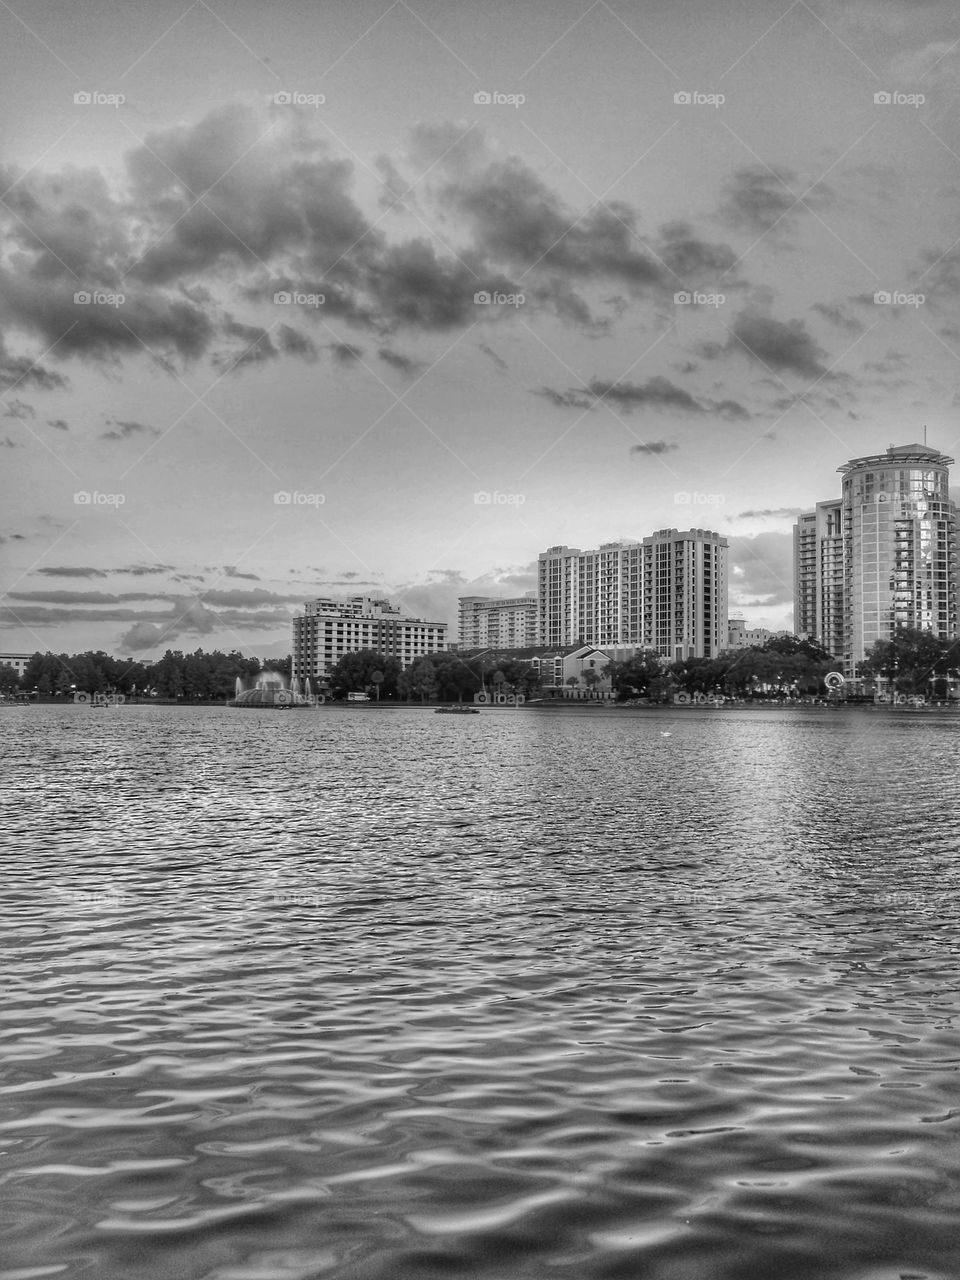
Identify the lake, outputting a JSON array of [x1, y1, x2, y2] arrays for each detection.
[[1, 704, 959, 1280]]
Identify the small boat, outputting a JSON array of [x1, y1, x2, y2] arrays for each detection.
[[435, 705, 479, 714]]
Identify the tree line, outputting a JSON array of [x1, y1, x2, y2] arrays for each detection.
[[4, 628, 956, 703], [1, 650, 291, 700]]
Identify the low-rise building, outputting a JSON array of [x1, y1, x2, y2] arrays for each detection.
[[0, 653, 32, 679]]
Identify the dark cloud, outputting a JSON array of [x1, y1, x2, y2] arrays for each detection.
[[591, 377, 704, 413], [223, 566, 261, 581], [630, 441, 678, 455], [0, 105, 757, 389], [118, 563, 174, 576], [100, 418, 160, 440], [277, 324, 318, 360], [479, 343, 508, 373], [533, 386, 594, 410], [377, 346, 424, 376], [0, 436, 21, 448], [537, 375, 752, 419], [719, 167, 832, 238], [3, 399, 35, 419], [47, 418, 69, 430], [36, 566, 108, 578], [705, 308, 831, 380], [330, 341, 363, 363], [0, 337, 68, 392], [811, 303, 864, 332]]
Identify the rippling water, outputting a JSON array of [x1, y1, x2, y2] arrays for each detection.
[[2, 704, 959, 1280]]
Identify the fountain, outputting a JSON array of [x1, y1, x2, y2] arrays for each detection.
[[229, 669, 313, 709]]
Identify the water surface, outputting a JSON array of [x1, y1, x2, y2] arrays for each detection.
[[2, 705, 959, 1279]]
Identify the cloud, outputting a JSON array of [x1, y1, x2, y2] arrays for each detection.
[[118, 563, 175, 576], [537, 375, 750, 419], [704, 307, 831, 380], [377, 346, 424, 376], [719, 166, 832, 239], [479, 343, 508, 372], [811, 303, 864, 332], [330, 341, 363, 363], [533, 385, 594, 410], [0, 436, 21, 448], [100, 418, 160, 440], [3, 398, 35, 419], [47, 418, 69, 430], [630, 441, 678, 455], [36, 566, 108, 578], [223, 566, 261, 581], [727, 532, 794, 606]]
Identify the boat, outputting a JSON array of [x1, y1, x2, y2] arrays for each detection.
[[435, 705, 479, 714]]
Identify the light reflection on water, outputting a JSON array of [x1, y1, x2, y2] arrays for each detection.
[[1, 704, 959, 1280]]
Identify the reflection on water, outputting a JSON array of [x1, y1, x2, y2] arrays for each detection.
[[1, 705, 959, 1280]]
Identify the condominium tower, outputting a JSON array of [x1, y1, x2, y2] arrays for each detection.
[[794, 443, 958, 675], [537, 529, 728, 660], [458, 596, 538, 649]]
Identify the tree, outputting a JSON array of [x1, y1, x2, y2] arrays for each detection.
[[330, 650, 398, 699], [565, 675, 580, 697], [0, 664, 20, 695], [401, 656, 438, 703], [860, 626, 956, 694]]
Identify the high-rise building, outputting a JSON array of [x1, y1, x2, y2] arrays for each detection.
[[641, 528, 728, 660], [793, 499, 843, 657], [537, 530, 727, 659], [795, 443, 958, 676], [458, 596, 537, 649], [292, 595, 447, 681], [537, 542, 644, 648]]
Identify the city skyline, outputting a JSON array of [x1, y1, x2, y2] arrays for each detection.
[[4, 0, 960, 658]]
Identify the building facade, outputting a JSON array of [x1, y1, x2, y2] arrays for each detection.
[[640, 528, 729, 660], [0, 654, 32, 679], [726, 621, 791, 649], [538, 533, 726, 659], [793, 499, 844, 658], [795, 443, 958, 676], [458, 596, 537, 649], [292, 595, 447, 682]]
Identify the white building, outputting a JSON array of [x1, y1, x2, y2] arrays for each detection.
[[0, 653, 32, 679], [458, 596, 537, 649], [292, 596, 447, 681]]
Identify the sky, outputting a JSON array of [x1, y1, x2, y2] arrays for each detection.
[[2, 0, 960, 660]]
